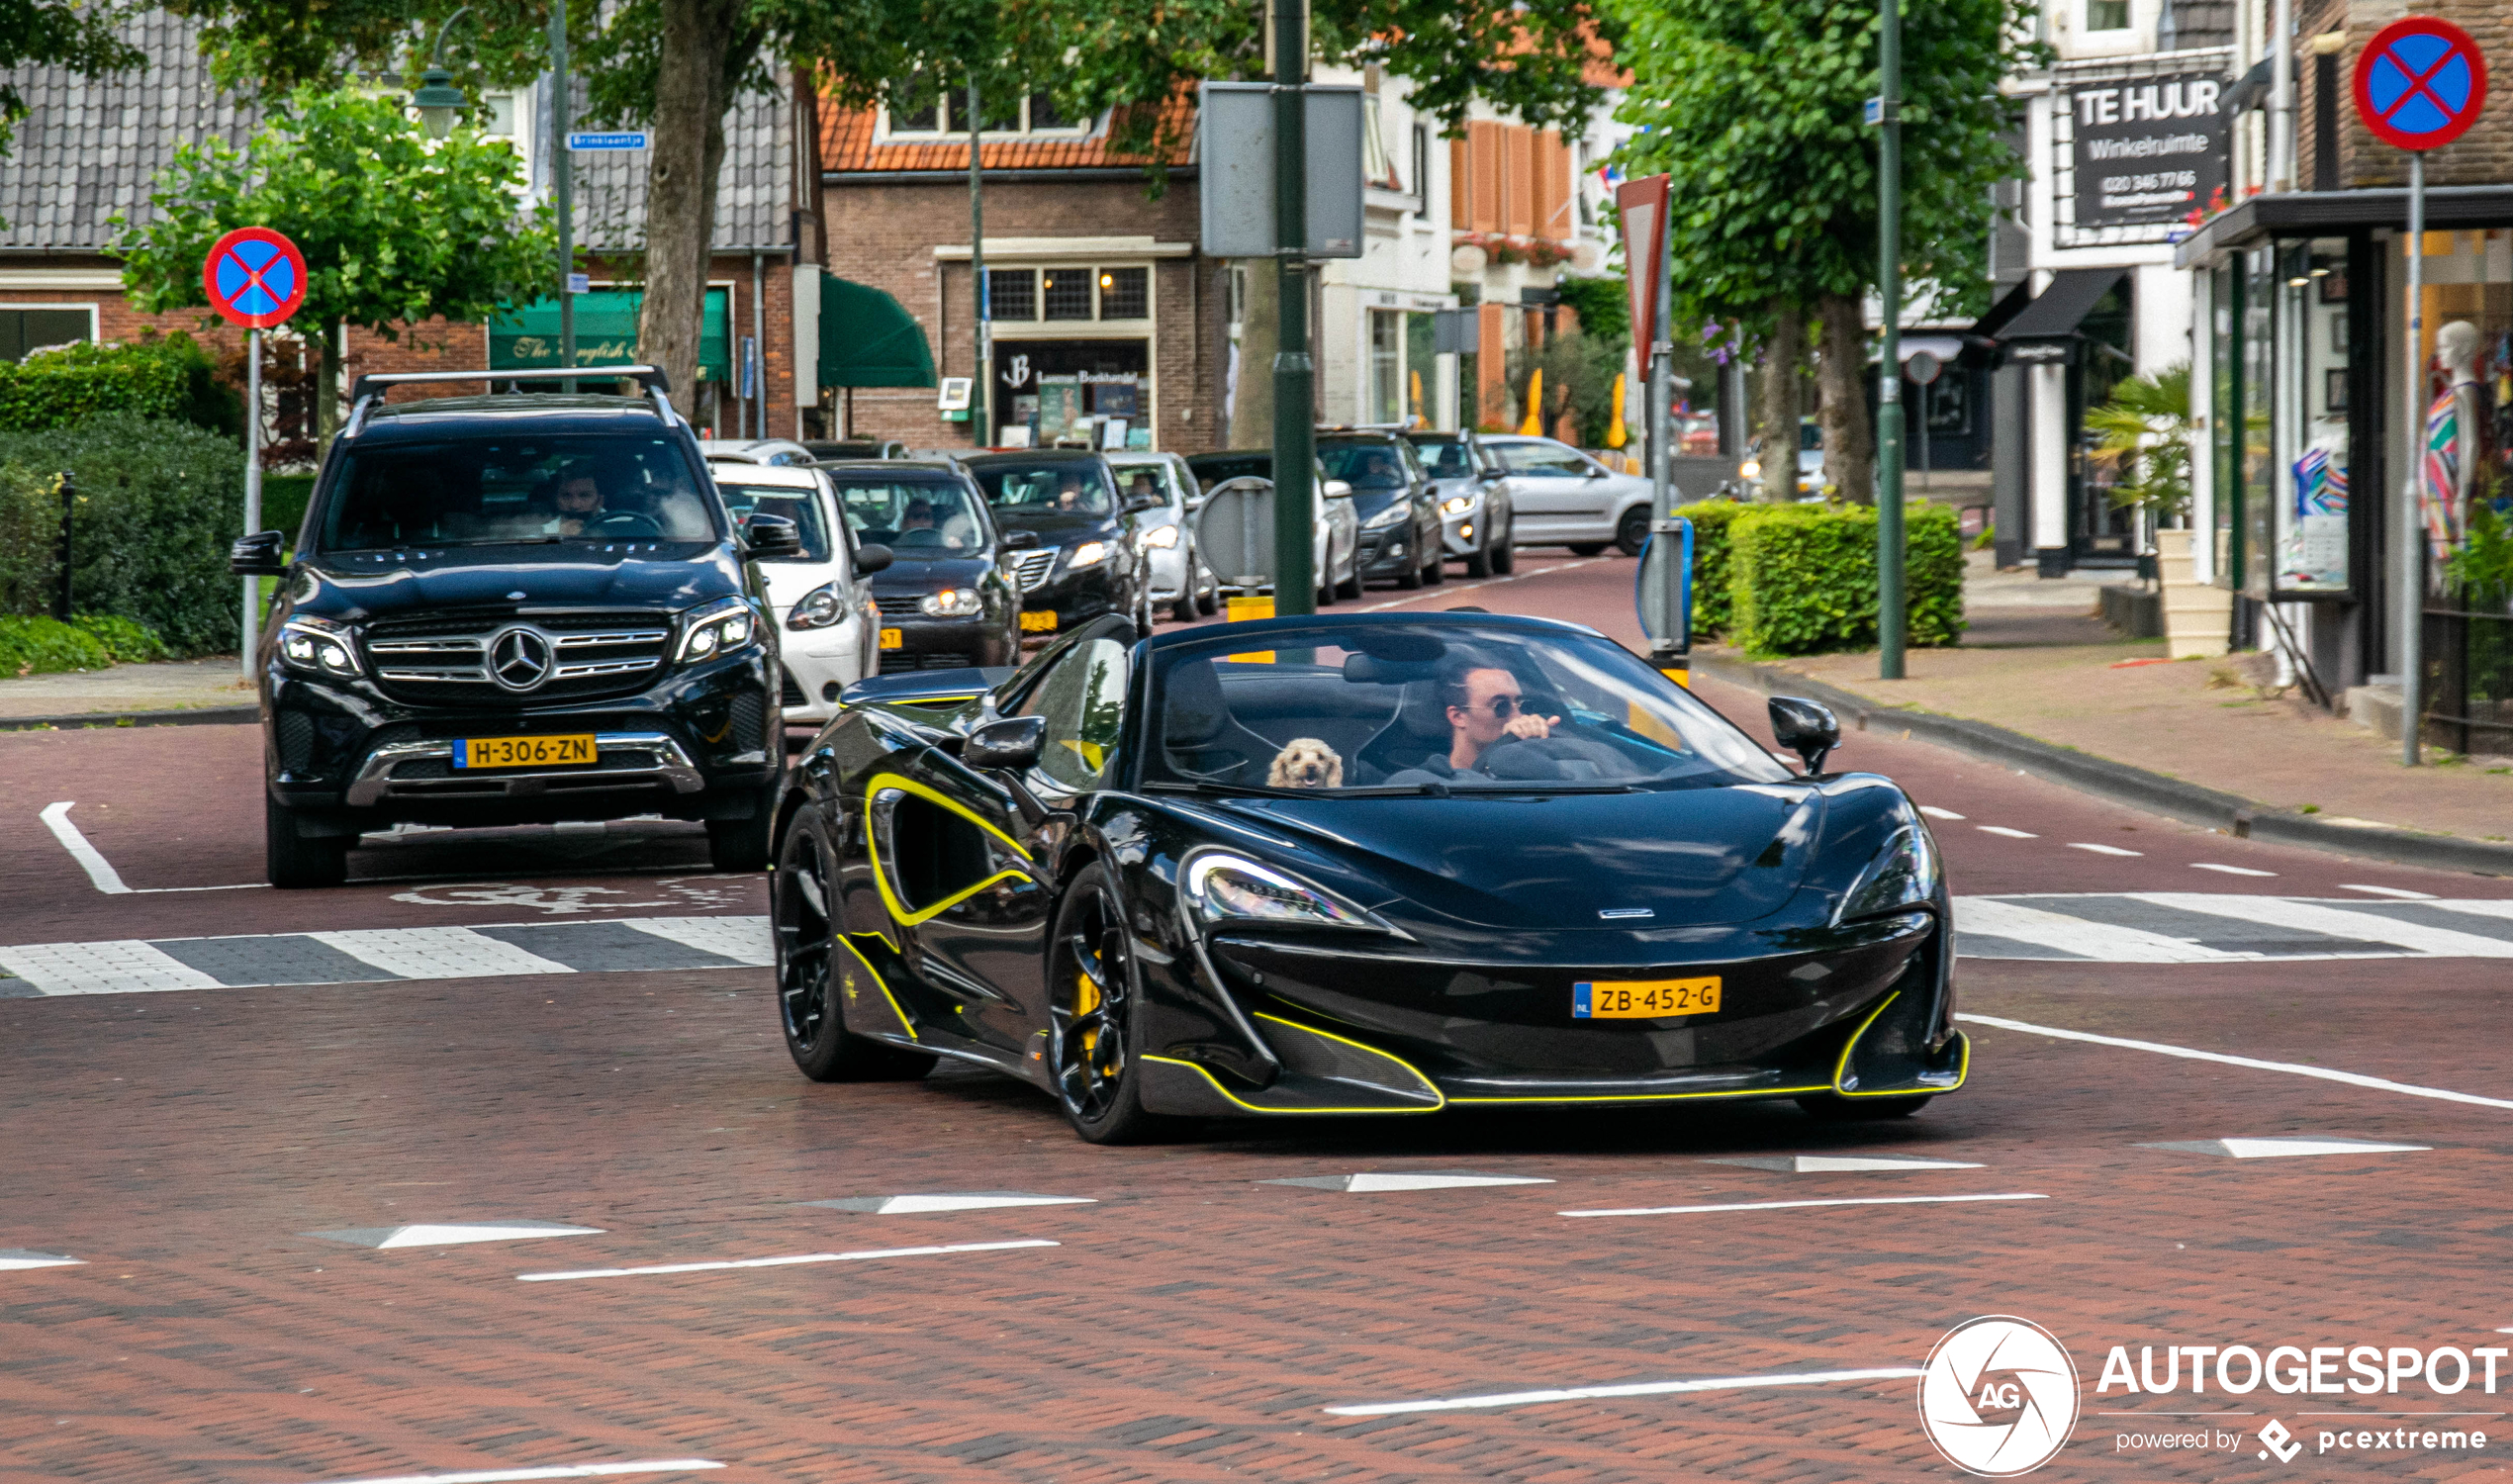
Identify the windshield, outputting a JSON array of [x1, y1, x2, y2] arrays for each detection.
[[322, 435, 718, 551], [713, 480, 833, 562], [1144, 623, 1791, 793], [1408, 436, 1473, 479], [1110, 461, 1178, 514], [974, 459, 1114, 517], [1318, 440, 1410, 490], [829, 477, 989, 556]]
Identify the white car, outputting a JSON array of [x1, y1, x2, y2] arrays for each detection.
[[705, 463, 883, 725], [1105, 450, 1218, 622], [1480, 434, 1664, 557], [699, 437, 819, 468]]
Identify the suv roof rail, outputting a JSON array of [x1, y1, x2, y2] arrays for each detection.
[[348, 363, 671, 403]]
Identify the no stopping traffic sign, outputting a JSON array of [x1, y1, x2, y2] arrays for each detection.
[[202, 227, 307, 329], [2354, 17, 2488, 152]]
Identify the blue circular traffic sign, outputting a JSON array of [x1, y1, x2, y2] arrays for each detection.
[[2355, 17, 2488, 152], [201, 227, 307, 328]]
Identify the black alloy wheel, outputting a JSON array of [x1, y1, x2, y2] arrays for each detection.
[[1395, 546, 1425, 590], [1615, 507, 1651, 558], [775, 814, 935, 1081], [1463, 516, 1494, 578], [1422, 536, 1444, 584], [1047, 864, 1169, 1143]]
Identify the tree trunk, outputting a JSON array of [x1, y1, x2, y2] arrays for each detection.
[[638, 0, 736, 415], [1755, 299, 1801, 503], [1230, 262, 1276, 450], [1815, 292, 1877, 506], [314, 317, 344, 457]]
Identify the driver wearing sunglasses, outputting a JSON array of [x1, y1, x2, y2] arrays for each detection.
[[1441, 655, 1560, 774]]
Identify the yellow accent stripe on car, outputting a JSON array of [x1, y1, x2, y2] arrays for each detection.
[[1141, 1055, 1444, 1116], [1447, 1083, 1836, 1106], [862, 772, 1038, 927], [1252, 1012, 1445, 1105], [838, 933, 919, 1043]]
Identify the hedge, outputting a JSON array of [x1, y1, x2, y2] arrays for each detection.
[[0, 414, 247, 655], [1727, 502, 1965, 657], [0, 334, 239, 435]]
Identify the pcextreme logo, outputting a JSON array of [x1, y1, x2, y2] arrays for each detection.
[[1919, 1317, 2082, 1476]]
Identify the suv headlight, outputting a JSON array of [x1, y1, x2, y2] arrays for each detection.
[[1141, 522, 1180, 549], [787, 582, 846, 630], [1835, 824, 1939, 925], [1068, 540, 1109, 569], [677, 597, 759, 662], [278, 615, 362, 678], [1441, 495, 1474, 516], [920, 588, 982, 617], [1181, 852, 1393, 934]]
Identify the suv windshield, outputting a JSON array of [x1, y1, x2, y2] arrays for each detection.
[[322, 435, 717, 550], [973, 459, 1114, 517], [1145, 622, 1789, 793], [712, 479, 834, 562], [830, 476, 989, 556], [1407, 435, 1474, 479], [1317, 439, 1410, 490]]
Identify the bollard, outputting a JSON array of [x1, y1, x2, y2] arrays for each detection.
[[52, 470, 73, 622]]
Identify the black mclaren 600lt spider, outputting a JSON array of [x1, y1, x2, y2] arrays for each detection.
[[768, 609, 1966, 1143]]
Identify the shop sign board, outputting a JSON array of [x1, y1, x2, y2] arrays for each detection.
[[2067, 70, 2228, 230]]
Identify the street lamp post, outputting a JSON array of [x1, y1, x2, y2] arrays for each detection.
[[410, 8, 476, 140], [1269, 0, 1316, 615], [1872, 0, 1908, 681], [969, 77, 988, 449]]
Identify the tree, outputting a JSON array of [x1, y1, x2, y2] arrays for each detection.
[[1608, 0, 2040, 505], [111, 88, 558, 445], [0, 0, 144, 164], [2086, 362, 2192, 522]]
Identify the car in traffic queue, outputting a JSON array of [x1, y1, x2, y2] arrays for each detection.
[[1104, 450, 1219, 623], [1315, 427, 1445, 591], [802, 437, 907, 461], [704, 462, 889, 726], [1182, 450, 1362, 603], [1405, 428, 1516, 578], [820, 460, 1022, 676], [230, 365, 789, 888], [698, 437, 820, 467], [965, 449, 1159, 637], [1480, 434, 1663, 556]]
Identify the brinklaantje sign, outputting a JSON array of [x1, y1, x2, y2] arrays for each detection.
[[2069, 69, 2228, 229]]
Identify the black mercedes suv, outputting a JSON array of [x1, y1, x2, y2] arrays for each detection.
[[231, 366, 797, 888]]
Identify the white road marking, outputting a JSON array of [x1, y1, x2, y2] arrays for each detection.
[[1704, 1155, 1985, 1172], [1355, 557, 1611, 613], [806, 1193, 1094, 1214], [2142, 1137, 2430, 1159], [515, 1239, 1059, 1282], [0, 939, 223, 994], [2340, 884, 2439, 900], [307, 1222, 605, 1250], [1263, 1173, 1556, 1192], [39, 801, 266, 894], [623, 916, 774, 966], [0, 1251, 83, 1271], [1952, 897, 2243, 963], [2067, 842, 2143, 857], [1957, 1012, 2513, 1112], [312, 1461, 723, 1484], [1977, 826, 2038, 839], [2125, 892, 2513, 958], [1918, 806, 1966, 821], [1558, 1193, 2047, 1219], [2190, 863, 2277, 877], [1323, 1366, 1926, 1418], [309, 928, 581, 980]]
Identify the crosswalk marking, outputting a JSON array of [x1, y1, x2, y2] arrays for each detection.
[[0, 939, 223, 995], [1956, 895, 2513, 963], [311, 927, 581, 980]]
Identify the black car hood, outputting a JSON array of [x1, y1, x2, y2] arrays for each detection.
[[1347, 489, 1410, 522], [987, 508, 1118, 546], [870, 554, 995, 594], [295, 543, 739, 622], [1210, 783, 1825, 930]]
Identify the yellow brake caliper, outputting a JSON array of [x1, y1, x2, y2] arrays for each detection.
[[1074, 973, 1100, 1059]]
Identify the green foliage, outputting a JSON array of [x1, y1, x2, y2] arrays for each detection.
[[1555, 276, 1630, 356], [0, 614, 111, 676], [260, 473, 319, 544], [0, 415, 248, 655], [2086, 361, 2193, 521], [0, 0, 144, 164], [0, 333, 239, 435], [1727, 502, 1963, 656], [72, 612, 172, 663], [1508, 330, 1625, 447], [1607, 0, 2043, 335], [1672, 500, 1743, 636], [2446, 494, 2513, 608]]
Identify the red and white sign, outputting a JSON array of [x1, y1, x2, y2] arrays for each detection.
[[202, 227, 307, 329], [1616, 175, 1673, 351], [2354, 17, 2488, 152]]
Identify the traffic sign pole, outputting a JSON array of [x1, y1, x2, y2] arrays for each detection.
[[242, 328, 261, 676], [2401, 149, 2424, 767], [203, 226, 306, 680], [551, 3, 575, 389], [1874, 0, 1907, 682]]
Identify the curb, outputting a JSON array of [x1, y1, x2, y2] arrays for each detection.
[[1696, 655, 2513, 879], [2, 704, 259, 732]]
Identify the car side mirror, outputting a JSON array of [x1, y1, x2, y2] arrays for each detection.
[[1324, 478, 1353, 500], [231, 529, 286, 576], [1001, 529, 1042, 550], [965, 713, 1046, 771], [1768, 696, 1840, 777], [743, 512, 802, 558], [1585, 465, 1609, 480], [853, 542, 893, 576]]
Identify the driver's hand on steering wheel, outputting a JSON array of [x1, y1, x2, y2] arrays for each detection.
[[1502, 709, 1561, 742]]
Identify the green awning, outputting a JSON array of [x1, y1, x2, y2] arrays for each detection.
[[819, 274, 935, 389], [492, 287, 731, 382]]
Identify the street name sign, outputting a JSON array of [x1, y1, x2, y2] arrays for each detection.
[[568, 131, 650, 151]]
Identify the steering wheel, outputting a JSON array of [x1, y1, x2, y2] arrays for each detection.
[[590, 510, 664, 538]]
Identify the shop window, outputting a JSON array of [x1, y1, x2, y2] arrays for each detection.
[[1097, 267, 1147, 321], [0, 308, 93, 362], [1042, 269, 1093, 321], [1407, 312, 1437, 427], [2086, 0, 2130, 29], [988, 268, 1036, 322]]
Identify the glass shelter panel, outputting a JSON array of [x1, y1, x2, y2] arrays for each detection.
[[2270, 237, 2353, 596]]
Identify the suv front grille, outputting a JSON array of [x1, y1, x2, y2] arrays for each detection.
[[1006, 551, 1056, 592], [364, 609, 673, 704]]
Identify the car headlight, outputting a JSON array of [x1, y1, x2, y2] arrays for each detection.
[[1181, 852, 1393, 933], [1441, 495, 1474, 516], [1068, 540, 1109, 569], [1141, 522, 1180, 549], [1835, 824, 1939, 925], [676, 596, 759, 662], [278, 616, 362, 678], [786, 582, 846, 630], [1361, 502, 1411, 530], [920, 587, 982, 617], [1738, 458, 1762, 481]]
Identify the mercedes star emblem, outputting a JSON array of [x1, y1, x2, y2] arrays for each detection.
[[488, 625, 555, 691]]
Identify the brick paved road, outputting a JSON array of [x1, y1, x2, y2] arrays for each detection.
[[5, 555, 2512, 1484]]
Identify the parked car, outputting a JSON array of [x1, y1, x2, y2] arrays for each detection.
[[820, 460, 1022, 674], [1479, 434, 1663, 556], [1403, 429, 1516, 578], [230, 366, 786, 888], [1182, 450, 1360, 603], [699, 437, 818, 467], [801, 437, 907, 461], [964, 449, 1157, 635], [1105, 450, 1220, 622], [1316, 428, 1444, 590], [706, 462, 888, 725]]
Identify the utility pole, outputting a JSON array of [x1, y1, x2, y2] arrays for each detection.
[[969, 77, 989, 448], [1269, 0, 1316, 614], [550, 2, 575, 387], [1872, 0, 1908, 681]]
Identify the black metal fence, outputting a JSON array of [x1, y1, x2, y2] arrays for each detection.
[[2423, 606, 2513, 756]]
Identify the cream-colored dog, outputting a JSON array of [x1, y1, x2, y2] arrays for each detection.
[[1266, 737, 1345, 789]]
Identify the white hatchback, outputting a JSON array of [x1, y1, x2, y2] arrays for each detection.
[[706, 462, 882, 726]]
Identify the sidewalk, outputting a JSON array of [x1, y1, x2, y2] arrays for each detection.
[[0, 657, 256, 724]]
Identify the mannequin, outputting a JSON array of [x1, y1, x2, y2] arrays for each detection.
[[2420, 320, 2484, 572]]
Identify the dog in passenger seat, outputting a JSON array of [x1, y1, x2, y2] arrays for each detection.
[[1266, 738, 1345, 789]]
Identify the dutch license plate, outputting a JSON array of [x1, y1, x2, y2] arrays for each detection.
[[1020, 610, 1059, 633], [453, 733, 598, 770], [1573, 976, 1721, 1019], [879, 627, 904, 649]]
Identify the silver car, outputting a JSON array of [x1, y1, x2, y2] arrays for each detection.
[[1480, 435, 1664, 557], [1405, 429, 1517, 578], [1105, 450, 1218, 622]]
